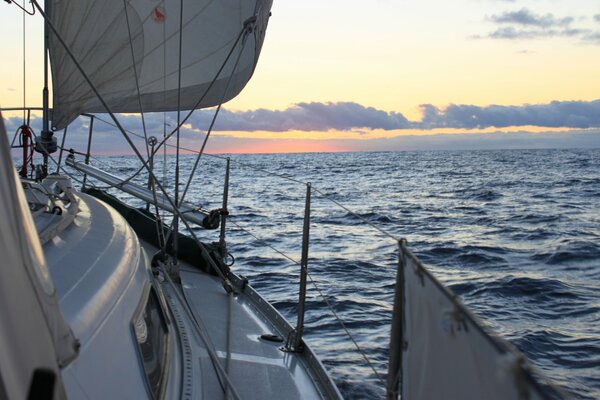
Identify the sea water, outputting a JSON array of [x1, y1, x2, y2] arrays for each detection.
[[97, 149, 599, 399]]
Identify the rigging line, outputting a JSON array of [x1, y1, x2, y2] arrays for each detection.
[[32, 0, 230, 287], [148, 21, 249, 159], [45, 153, 86, 186], [148, 158, 167, 252], [161, 268, 242, 400], [162, 3, 167, 186], [89, 114, 304, 187], [227, 218, 385, 383], [180, 38, 247, 205], [123, 0, 166, 251], [122, 0, 150, 159], [305, 270, 385, 385], [312, 187, 400, 242], [175, 0, 184, 206], [7, 0, 35, 15], [172, 0, 185, 265], [161, 111, 221, 247], [22, 0, 26, 124], [228, 219, 300, 266], [158, 32, 249, 247]]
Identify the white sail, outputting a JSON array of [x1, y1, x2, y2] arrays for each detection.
[[395, 245, 562, 399], [48, 0, 272, 130]]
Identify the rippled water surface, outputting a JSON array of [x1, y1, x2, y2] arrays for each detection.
[[97, 149, 600, 399]]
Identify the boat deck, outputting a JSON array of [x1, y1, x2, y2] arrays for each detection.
[[141, 240, 341, 399], [32, 181, 340, 399]]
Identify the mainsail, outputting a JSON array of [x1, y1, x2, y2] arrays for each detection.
[[48, 0, 272, 130]]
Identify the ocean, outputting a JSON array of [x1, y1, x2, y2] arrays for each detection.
[[94, 148, 599, 399]]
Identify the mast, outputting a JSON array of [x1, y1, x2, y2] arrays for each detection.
[[35, 0, 56, 178]]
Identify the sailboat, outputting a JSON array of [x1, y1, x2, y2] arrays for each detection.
[[1, 0, 567, 399]]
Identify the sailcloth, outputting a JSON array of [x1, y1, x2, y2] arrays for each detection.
[[48, 0, 272, 130], [394, 245, 564, 399]]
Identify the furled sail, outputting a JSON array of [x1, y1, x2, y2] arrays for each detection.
[[48, 0, 272, 130], [391, 243, 565, 399]]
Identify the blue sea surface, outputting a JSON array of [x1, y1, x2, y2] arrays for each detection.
[[94, 149, 600, 399]]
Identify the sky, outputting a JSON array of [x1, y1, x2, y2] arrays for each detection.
[[1, 0, 600, 154]]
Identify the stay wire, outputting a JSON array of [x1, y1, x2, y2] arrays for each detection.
[[312, 187, 400, 242], [123, 0, 166, 251], [122, 0, 150, 159], [148, 21, 250, 160], [160, 29, 249, 249], [22, 0, 26, 124], [180, 33, 248, 203], [87, 114, 306, 187]]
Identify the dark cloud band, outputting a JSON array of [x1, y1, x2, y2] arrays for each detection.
[[5, 99, 600, 135]]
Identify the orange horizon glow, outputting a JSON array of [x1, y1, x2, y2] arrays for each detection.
[[206, 138, 350, 154]]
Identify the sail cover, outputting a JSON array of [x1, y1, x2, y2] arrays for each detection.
[[393, 244, 564, 399], [48, 0, 273, 130]]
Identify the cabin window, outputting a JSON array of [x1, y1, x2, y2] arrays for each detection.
[[133, 288, 168, 399]]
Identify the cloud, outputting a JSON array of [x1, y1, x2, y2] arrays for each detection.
[[594, 14, 600, 23], [486, 26, 586, 40], [5, 109, 600, 155], [418, 100, 600, 129], [478, 8, 600, 44], [208, 99, 600, 131], [583, 31, 600, 44], [6, 99, 600, 139], [190, 102, 411, 132], [490, 8, 572, 28]]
